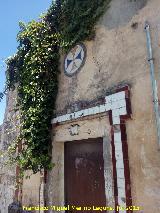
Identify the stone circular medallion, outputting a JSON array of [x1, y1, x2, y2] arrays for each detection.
[[64, 43, 86, 77]]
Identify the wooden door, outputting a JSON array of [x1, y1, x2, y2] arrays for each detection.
[[64, 138, 106, 212]]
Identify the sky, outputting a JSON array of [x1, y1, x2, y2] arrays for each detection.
[[0, 0, 52, 125]]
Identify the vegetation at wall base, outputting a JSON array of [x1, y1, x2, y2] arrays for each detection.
[[2, 0, 111, 175]]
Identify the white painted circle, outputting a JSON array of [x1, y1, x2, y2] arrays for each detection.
[[64, 44, 86, 76]]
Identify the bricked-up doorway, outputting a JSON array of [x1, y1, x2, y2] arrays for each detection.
[[64, 138, 106, 213]]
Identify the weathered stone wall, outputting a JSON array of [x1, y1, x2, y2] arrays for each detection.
[[0, 89, 18, 213], [0, 88, 41, 211], [22, 171, 41, 207], [47, 0, 160, 212]]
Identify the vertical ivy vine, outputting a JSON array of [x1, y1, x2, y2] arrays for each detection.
[[2, 0, 111, 174]]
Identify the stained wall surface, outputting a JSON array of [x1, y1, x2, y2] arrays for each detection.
[[48, 0, 160, 212], [0, 90, 17, 213], [0, 89, 41, 210], [22, 171, 41, 207]]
